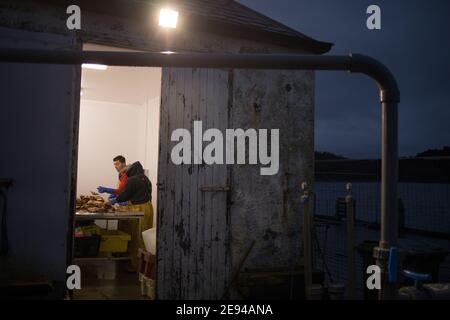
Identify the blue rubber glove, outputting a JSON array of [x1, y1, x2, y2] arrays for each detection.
[[108, 196, 118, 205], [108, 195, 127, 206], [97, 186, 115, 194]]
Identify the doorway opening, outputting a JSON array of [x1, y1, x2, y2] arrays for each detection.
[[73, 43, 161, 300]]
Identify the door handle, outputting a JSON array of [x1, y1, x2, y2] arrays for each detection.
[[156, 182, 165, 191], [199, 185, 230, 192]]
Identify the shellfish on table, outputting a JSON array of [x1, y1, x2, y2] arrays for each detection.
[[76, 191, 116, 213]]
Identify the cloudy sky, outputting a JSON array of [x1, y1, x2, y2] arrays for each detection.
[[238, 0, 450, 159]]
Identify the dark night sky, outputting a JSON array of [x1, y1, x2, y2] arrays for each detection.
[[238, 0, 450, 159]]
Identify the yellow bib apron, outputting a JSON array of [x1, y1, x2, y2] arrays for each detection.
[[120, 201, 153, 269]]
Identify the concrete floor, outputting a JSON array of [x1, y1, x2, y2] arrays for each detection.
[[73, 260, 150, 300]]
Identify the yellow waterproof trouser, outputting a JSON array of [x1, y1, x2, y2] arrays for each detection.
[[119, 201, 153, 269]]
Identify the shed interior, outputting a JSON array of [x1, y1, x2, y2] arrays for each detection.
[[74, 43, 161, 299]]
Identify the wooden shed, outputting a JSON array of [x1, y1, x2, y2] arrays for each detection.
[[0, 0, 332, 299]]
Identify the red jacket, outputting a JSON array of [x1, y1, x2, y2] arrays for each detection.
[[114, 172, 128, 196]]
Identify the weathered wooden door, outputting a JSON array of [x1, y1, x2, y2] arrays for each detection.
[[0, 27, 80, 296], [157, 68, 230, 299]]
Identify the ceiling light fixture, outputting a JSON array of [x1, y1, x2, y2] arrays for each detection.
[[82, 63, 108, 70]]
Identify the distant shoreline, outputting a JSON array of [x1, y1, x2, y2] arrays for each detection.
[[315, 158, 450, 183]]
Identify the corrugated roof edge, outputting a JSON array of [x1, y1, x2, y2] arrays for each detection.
[[230, 1, 333, 54], [35, 0, 333, 54], [168, 0, 333, 54], [184, 14, 333, 54]]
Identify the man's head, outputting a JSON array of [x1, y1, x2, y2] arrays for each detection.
[[113, 155, 126, 172]]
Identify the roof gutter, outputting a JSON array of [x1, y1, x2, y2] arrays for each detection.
[[0, 49, 400, 299]]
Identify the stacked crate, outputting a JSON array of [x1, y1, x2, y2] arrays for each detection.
[[138, 248, 156, 299]]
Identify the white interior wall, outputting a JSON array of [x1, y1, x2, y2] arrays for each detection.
[[142, 96, 161, 210], [77, 99, 147, 196]]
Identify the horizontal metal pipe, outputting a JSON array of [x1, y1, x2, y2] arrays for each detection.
[[0, 49, 399, 102], [0, 49, 350, 68]]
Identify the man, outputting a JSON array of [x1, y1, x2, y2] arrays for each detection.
[[97, 155, 128, 197], [114, 161, 152, 209], [107, 161, 153, 271]]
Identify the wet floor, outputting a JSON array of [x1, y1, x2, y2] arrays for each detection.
[[72, 260, 150, 300]]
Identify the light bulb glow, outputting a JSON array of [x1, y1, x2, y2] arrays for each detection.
[[159, 8, 178, 28]]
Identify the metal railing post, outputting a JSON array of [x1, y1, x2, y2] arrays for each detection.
[[301, 182, 313, 299], [345, 183, 356, 299]]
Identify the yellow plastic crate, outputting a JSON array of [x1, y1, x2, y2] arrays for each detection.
[[99, 230, 131, 253], [80, 224, 101, 235]]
